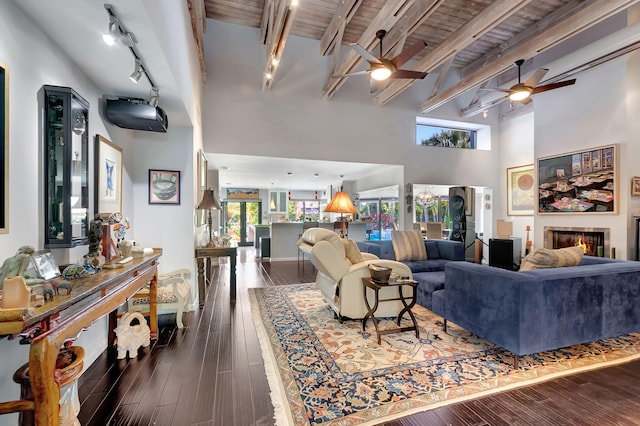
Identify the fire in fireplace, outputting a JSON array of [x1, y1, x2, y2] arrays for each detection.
[[544, 226, 610, 257]]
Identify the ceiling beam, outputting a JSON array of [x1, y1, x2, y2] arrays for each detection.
[[262, 0, 299, 91], [375, 0, 533, 107], [320, 0, 363, 56], [187, 0, 207, 82], [429, 55, 454, 99], [418, 0, 640, 113], [321, 0, 418, 100]]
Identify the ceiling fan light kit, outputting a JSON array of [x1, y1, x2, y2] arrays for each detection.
[[508, 83, 532, 101], [371, 65, 392, 81]]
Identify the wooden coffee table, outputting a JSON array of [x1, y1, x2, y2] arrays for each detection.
[[361, 277, 419, 344]]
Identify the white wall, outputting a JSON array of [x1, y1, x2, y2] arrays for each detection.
[[499, 112, 535, 246], [0, 2, 116, 420], [202, 20, 502, 231], [534, 57, 632, 258], [0, 2, 201, 422]]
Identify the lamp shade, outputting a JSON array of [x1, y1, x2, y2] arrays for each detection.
[[197, 189, 221, 210], [323, 191, 357, 214]]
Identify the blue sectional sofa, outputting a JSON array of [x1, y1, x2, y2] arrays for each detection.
[[356, 239, 464, 309], [432, 256, 640, 367]]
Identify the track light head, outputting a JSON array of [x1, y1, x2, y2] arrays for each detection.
[[149, 88, 159, 107], [129, 59, 142, 83]]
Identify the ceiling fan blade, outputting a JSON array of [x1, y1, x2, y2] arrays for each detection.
[[350, 43, 381, 64], [390, 41, 428, 69], [518, 96, 533, 105], [524, 68, 549, 87], [370, 78, 387, 93], [332, 70, 370, 78], [531, 79, 576, 95], [389, 69, 427, 79], [478, 87, 512, 93]]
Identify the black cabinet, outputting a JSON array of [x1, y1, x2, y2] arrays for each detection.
[[43, 86, 89, 248], [489, 238, 522, 271]]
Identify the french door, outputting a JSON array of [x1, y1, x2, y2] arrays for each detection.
[[223, 201, 261, 246]]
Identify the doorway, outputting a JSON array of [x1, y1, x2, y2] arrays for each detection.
[[223, 201, 261, 246]]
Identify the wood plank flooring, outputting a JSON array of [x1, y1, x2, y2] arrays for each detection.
[[78, 247, 640, 425]]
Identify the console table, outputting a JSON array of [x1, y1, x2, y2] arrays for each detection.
[[195, 246, 238, 304], [0, 249, 161, 425]]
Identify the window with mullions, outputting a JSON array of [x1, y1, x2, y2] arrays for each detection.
[[288, 200, 320, 222], [416, 124, 476, 149], [358, 198, 399, 241], [415, 196, 450, 229]]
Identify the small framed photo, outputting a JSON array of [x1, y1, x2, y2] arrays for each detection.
[[31, 250, 61, 280], [149, 169, 181, 205], [632, 177, 640, 196]]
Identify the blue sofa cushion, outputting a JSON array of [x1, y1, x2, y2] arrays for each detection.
[[414, 271, 445, 309]]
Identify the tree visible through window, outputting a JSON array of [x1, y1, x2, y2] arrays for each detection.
[[416, 124, 476, 149]]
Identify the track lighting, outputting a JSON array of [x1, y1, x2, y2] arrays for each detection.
[[129, 59, 142, 83], [104, 4, 158, 95], [149, 87, 159, 107], [102, 14, 119, 45]]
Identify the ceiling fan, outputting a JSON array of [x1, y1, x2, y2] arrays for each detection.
[[482, 59, 576, 104], [333, 29, 428, 93]]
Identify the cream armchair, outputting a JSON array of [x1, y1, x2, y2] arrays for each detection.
[[297, 228, 413, 321]]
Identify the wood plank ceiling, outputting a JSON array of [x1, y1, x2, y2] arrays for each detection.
[[203, 0, 640, 114]]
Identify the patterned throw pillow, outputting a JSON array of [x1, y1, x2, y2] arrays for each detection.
[[392, 230, 427, 261], [343, 238, 365, 264], [519, 246, 584, 271]]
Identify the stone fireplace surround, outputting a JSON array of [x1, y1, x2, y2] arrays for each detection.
[[544, 226, 610, 258]]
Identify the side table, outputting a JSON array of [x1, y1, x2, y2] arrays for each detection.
[[361, 277, 419, 344]]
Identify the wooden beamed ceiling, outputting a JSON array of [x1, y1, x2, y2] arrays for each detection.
[[204, 0, 640, 113]]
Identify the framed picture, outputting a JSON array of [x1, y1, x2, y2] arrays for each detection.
[[226, 188, 259, 199], [31, 250, 61, 281], [0, 62, 8, 234], [537, 144, 617, 214], [507, 164, 534, 216], [95, 135, 123, 215], [196, 151, 208, 225], [632, 177, 640, 196], [149, 169, 181, 205]]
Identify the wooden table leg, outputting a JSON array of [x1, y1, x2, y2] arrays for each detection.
[[230, 254, 237, 301], [149, 271, 158, 339], [197, 257, 205, 307], [29, 338, 60, 426]]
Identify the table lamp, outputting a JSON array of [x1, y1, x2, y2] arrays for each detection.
[[197, 188, 221, 247], [324, 191, 357, 237]]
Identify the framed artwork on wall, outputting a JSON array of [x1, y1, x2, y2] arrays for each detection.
[[537, 144, 617, 214], [0, 61, 8, 234], [149, 169, 181, 205], [507, 164, 534, 216], [632, 177, 640, 196], [95, 135, 123, 215]]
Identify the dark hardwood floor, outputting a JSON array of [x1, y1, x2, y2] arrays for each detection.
[[78, 247, 640, 425]]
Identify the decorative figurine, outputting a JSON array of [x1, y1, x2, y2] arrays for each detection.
[[0, 246, 35, 290], [62, 264, 90, 280]]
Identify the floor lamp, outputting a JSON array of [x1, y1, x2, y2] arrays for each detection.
[[197, 188, 221, 247], [324, 191, 357, 238]]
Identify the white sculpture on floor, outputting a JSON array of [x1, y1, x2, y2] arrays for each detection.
[[114, 312, 150, 359]]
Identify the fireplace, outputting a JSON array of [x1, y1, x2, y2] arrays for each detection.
[[544, 226, 610, 257]]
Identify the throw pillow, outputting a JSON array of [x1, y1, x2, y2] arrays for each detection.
[[519, 246, 584, 271], [392, 230, 427, 261], [343, 238, 365, 264]]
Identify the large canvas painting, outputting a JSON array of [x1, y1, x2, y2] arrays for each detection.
[[538, 144, 617, 214]]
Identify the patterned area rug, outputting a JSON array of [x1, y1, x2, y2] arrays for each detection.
[[249, 284, 640, 426]]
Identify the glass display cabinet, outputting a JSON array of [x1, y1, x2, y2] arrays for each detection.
[[43, 85, 89, 248]]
